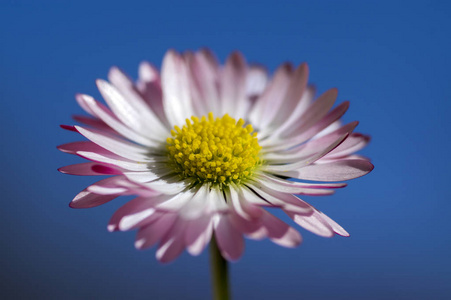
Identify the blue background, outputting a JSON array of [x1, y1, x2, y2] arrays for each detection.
[[1, 1, 450, 299]]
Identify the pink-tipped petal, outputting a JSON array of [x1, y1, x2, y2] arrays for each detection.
[[156, 219, 186, 263], [60, 124, 77, 132], [135, 213, 178, 250], [70, 190, 118, 209], [109, 197, 160, 231], [59, 162, 111, 176], [69, 177, 126, 208], [287, 210, 335, 238], [91, 164, 123, 175], [261, 211, 302, 248], [58, 141, 110, 155], [72, 115, 114, 133], [318, 212, 350, 237], [228, 211, 265, 238], [214, 215, 245, 261], [185, 216, 213, 256]]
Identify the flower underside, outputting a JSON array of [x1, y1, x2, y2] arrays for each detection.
[[166, 112, 262, 186]]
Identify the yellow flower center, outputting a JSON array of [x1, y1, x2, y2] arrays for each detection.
[[166, 112, 262, 186]]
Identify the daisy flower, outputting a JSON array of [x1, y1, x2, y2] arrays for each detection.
[[59, 49, 373, 263]]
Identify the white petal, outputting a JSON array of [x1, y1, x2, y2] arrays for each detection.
[[144, 176, 194, 194], [137, 62, 168, 126], [161, 50, 195, 126], [249, 63, 292, 130], [262, 122, 357, 171], [228, 184, 263, 220], [219, 52, 249, 118], [269, 63, 309, 128], [205, 185, 229, 213], [77, 151, 151, 171], [97, 79, 147, 135], [260, 85, 315, 140], [156, 188, 197, 211], [245, 183, 313, 214], [261, 88, 338, 150], [187, 50, 221, 116], [179, 184, 211, 220], [87, 185, 127, 195], [239, 185, 274, 207], [75, 125, 150, 162], [107, 67, 169, 138], [272, 159, 374, 182], [123, 171, 169, 183], [97, 78, 168, 139], [246, 65, 268, 97], [253, 174, 335, 196], [76, 94, 158, 147], [323, 133, 371, 159]]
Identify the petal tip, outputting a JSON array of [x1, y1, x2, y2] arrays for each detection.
[[134, 239, 145, 249], [95, 78, 107, 89], [107, 224, 117, 232], [68, 201, 82, 209], [60, 124, 77, 132]]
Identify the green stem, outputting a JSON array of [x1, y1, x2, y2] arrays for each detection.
[[210, 235, 230, 300]]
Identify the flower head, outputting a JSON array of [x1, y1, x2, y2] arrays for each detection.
[[59, 49, 373, 263]]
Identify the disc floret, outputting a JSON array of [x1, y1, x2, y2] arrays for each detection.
[[166, 112, 261, 186]]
